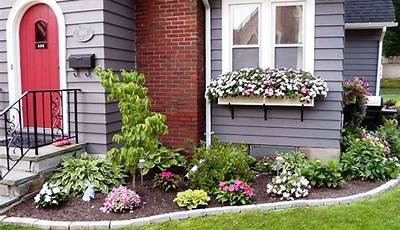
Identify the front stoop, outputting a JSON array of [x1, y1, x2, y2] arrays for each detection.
[[0, 144, 86, 211]]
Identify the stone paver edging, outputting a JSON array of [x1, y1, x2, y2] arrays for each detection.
[[1, 176, 400, 229]]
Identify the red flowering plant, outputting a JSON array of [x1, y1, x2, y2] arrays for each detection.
[[214, 180, 254, 205], [153, 171, 181, 192], [343, 77, 370, 127]]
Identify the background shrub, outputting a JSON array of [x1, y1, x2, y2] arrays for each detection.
[[50, 154, 126, 197], [302, 160, 344, 188], [341, 139, 391, 181], [188, 140, 255, 191], [376, 119, 400, 158]]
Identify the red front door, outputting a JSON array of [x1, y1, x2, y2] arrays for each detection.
[[20, 3, 60, 128]]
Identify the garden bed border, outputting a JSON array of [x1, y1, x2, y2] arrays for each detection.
[[1, 177, 399, 229]]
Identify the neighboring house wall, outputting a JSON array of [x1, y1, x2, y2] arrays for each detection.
[[136, 0, 205, 150], [0, 0, 136, 154], [344, 29, 381, 94], [210, 0, 344, 151], [383, 57, 400, 79]]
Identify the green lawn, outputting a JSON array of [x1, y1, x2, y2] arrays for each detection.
[[381, 79, 400, 95], [1, 186, 400, 230]]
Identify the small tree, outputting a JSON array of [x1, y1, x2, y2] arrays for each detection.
[[96, 67, 168, 187], [383, 0, 400, 57]]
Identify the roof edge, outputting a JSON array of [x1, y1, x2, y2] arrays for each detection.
[[345, 22, 398, 29]]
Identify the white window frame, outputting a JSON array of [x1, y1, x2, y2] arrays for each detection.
[[222, 0, 315, 73]]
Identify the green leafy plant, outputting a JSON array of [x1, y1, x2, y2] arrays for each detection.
[[252, 157, 274, 175], [302, 160, 344, 188], [96, 67, 168, 185], [214, 180, 254, 206], [50, 154, 126, 197], [376, 119, 400, 158], [153, 171, 181, 192], [34, 183, 68, 209], [143, 147, 187, 175], [188, 139, 255, 191], [173, 189, 210, 210], [341, 139, 392, 181], [342, 125, 363, 151], [273, 152, 307, 174]]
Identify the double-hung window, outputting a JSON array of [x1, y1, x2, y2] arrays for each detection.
[[222, 0, 315, 73]]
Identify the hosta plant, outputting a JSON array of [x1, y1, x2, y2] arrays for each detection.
[[273, 152, 307, 174], [143, 147, 187, 175], [302, 160, 344, 189], [100, 186, 142, 213], [214, 180, 254, 206], [267, 169, 311, 200], [173, 189, 210, 210], [153, 171, 181, 192], [206, 68, 328, 103], [34, 183, 68, 208], [252, 157, 274, 175], [50, 154, 126, 197]]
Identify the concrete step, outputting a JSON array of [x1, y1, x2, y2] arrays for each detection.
[[0, 144, 86, 173], [0, 197, 19, 210], [0, 170, 42, 198]]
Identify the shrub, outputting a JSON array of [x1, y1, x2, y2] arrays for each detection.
[[214, 180, 254, 206], [153, 171, 181, 192], [385, 157, 400, 179], [188, 140, 255, 191], [50, 154, 126, 197], [267, 169, 310, 200], [96, 67, 168, 184], [273, 152, 307, 174], [342, 125, 362, 150], [143, 147, 187, 175], [302, 160, 344, 188], [100, 186, 142, 213], [376, 119, 400, 158], [34, 183, 67, 208], [173, 189, 210, 210], [343, 77, 369, 127], [341, 138, 392, 181], [252, 157, 274, 175]]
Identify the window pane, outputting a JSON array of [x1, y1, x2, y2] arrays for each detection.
[[232, 5, 259, 45], [233, 48, 259, 70], [275, 47, 303, 69], [276, 5, 303, 44], [35, 20, 47, 43]]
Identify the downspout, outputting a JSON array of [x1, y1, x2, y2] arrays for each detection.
[[202, 0, 213, 146], [376, 26, 387, 96]]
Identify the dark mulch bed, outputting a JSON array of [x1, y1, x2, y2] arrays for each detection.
[[5, 174, 385, 221]]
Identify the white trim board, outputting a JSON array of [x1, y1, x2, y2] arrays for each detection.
[[221, 0, 315, 74], [6, 0, 68, 132], [345, 22, 398, 29]]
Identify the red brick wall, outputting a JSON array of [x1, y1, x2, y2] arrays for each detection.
[[136, 0, 205, 150]]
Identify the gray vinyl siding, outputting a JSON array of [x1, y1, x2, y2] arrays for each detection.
[[210, 0, 344, 149], [344, 29, 381, 94], [0, 0, 136, 154]]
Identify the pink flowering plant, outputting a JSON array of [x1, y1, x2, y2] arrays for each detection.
[[343, 77, 369, 127], [206, 68, 329, 103], [153, 171, 181, 192], [214, 180, 254, 205], [100, 186, 142, 213], [361, 129, 391, 156]]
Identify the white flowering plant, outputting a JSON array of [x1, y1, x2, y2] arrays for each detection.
[[206, 68, 329, 103], [266, 169, 311, 201], [34, 183, 68, 209]]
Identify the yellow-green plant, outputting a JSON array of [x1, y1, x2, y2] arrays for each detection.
[[173, 189, 210, 210], [96, 67, 168, 185]]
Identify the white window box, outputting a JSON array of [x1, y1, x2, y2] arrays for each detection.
[[218, 96, 314, 107]]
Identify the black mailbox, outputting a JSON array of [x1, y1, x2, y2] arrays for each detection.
[[68, 54, 95, 69]]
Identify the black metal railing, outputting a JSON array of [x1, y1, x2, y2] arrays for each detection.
[[0, 89, 80, 179]]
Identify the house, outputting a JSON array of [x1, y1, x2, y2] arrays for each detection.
[[0, 0, 397, 161]]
